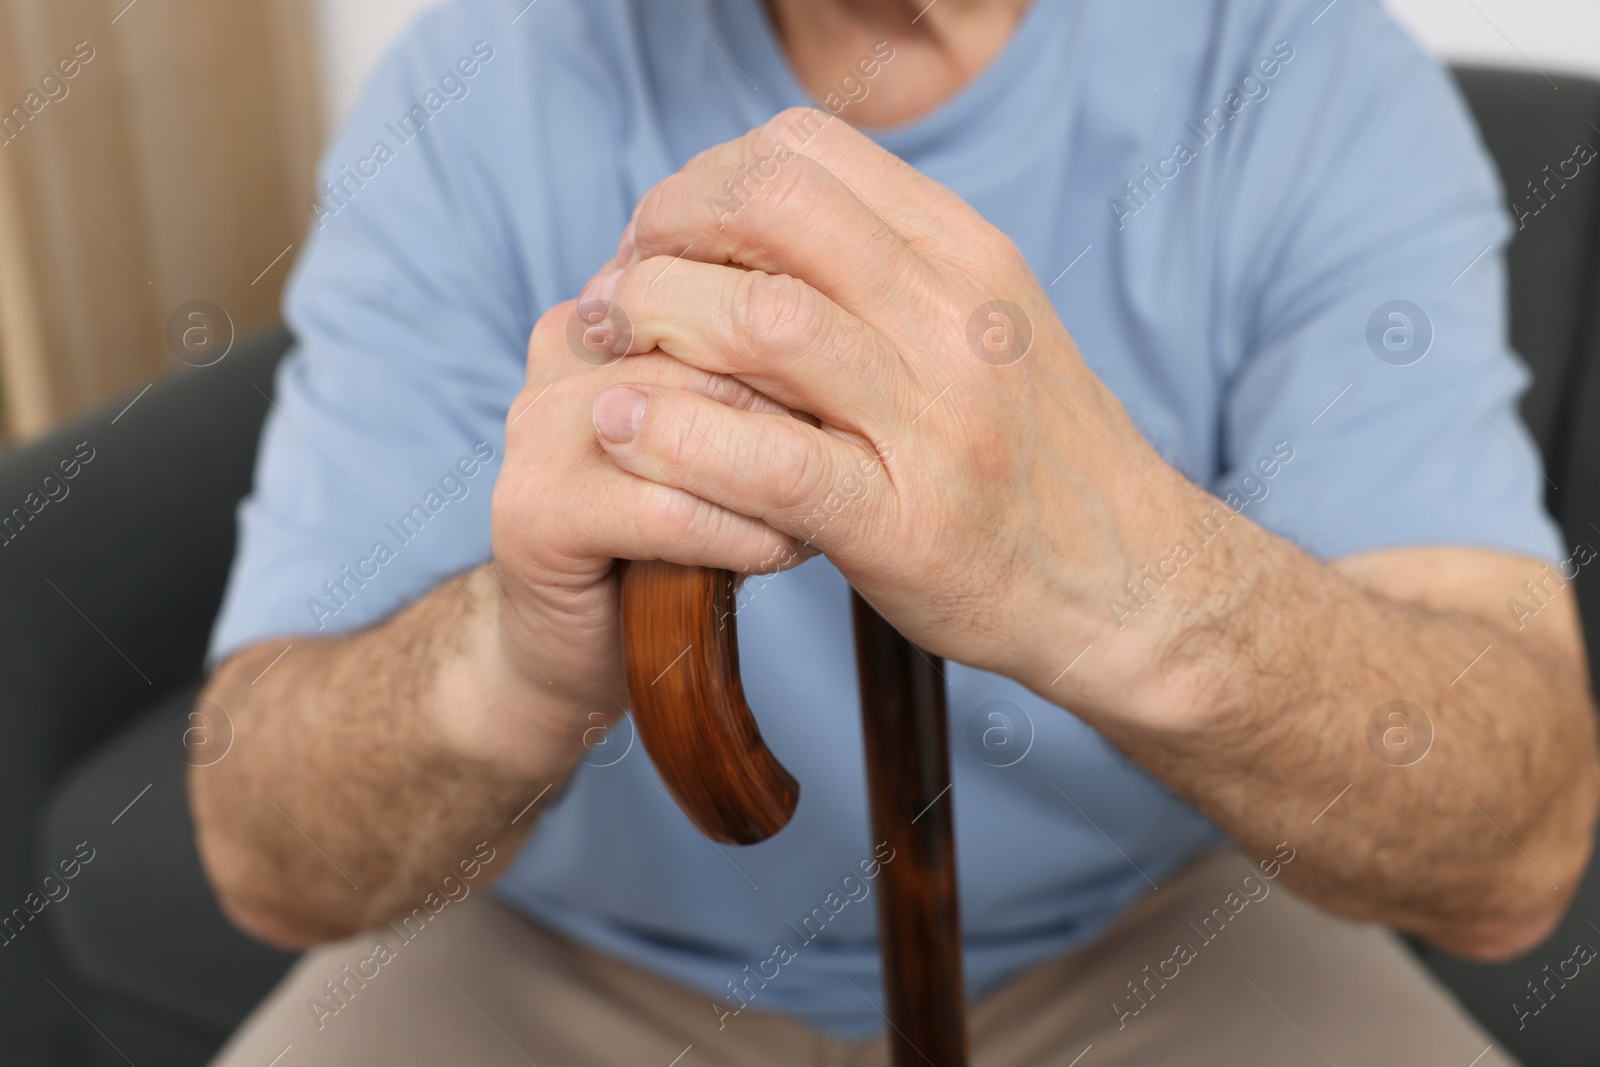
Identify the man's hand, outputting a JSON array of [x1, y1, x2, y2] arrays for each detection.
[[193, 288, 818, 949], [480, 312, 814, 761], [578, 109, 1189, 712], [576, 109, 1600, 959]]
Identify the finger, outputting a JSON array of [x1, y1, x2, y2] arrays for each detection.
[[501, 425, 808, 576], [504, 344, 807, 572], [627, 150, 929, 324], [577, 257, 911, 433], [591, 383, 883, 553], [519, 303, 791, 419], [673, 108, 977, 259], [583, 471, 811, 575], [506, 357, 790, 451]]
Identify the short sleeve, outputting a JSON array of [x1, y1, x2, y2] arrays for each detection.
[[1211, 0, 1563, 566], [206, 10, 543, 664]]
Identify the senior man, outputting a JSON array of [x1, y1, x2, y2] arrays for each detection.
[[194, 0, 1599, 1064]]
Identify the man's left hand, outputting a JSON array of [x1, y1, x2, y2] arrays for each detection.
[[579, 108, 1196, 716]]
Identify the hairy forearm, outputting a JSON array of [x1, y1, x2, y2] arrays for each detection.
[[189, 564, 576, 948], [1078, 490, 1600, 960]]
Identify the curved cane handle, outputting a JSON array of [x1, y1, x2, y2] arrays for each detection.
[[619, 559, 799, 845]]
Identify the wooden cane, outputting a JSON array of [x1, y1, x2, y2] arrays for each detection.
[[620, 559, 969, 1065]]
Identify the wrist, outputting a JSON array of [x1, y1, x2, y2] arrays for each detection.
[[1028, 476, 1260, 735], [418, 566, 593, 782], [1108, 485, 1269, 732]]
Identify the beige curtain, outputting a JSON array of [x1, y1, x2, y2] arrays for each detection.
[[0, 0, 325, 440]]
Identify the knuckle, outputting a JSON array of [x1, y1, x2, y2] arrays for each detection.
[[529, 301, 572, 357], [532, 301, 566, 338], [978, 224, 1028, 277], [765, 106, 830, 148], [753, 110, 803, 156], [648, 395, 713, 471], [733, 270, 822, 346], [641, 485, 705, 545], [758, 155, 825, 229], [754, 421, 822, 510], [662, 407, 704, 470], [631, 180, 677, 249], [766, 107, 811, 136], [598, 263, 645, 323]]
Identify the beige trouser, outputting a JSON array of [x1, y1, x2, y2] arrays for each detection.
[[211, 850, 1516, 1066]]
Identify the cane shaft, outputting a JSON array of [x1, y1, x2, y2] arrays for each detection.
[[852, 592, 969, 1067]]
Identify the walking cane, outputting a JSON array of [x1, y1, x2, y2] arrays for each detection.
[[620, 560, 969, 1066]]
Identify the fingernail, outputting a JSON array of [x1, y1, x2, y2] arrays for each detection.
[[579, 268, 623, 309], [594, 386, 646, 443], [615, 221, 636, 265]]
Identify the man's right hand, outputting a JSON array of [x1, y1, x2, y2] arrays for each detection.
[[468, 296, 810, 774], [191, 293, 808, 947]]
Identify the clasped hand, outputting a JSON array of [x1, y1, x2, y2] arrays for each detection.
[[496, 108, 1205, 720]]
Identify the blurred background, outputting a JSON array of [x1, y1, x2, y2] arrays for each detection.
[[2, 2, 1599, 1066], [0, 0, 1594, 444], [0, 0, 1596, 443]]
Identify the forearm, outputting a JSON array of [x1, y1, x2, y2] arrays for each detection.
[[1068, 487, 1600, 959], [190, 564, 579, 948]]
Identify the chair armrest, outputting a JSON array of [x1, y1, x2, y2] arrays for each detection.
[[0, 327, 290, 784]]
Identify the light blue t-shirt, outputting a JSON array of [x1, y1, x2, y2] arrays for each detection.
[[210, 0, 1563, 1038]]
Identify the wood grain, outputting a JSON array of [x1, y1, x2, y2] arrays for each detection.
[[853, 591, 969, 1067], [619, 558, 970, 1066], [619, 559, 799, 844]]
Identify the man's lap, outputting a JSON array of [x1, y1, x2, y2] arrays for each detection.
[[211, 850, 1515, 1067]]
